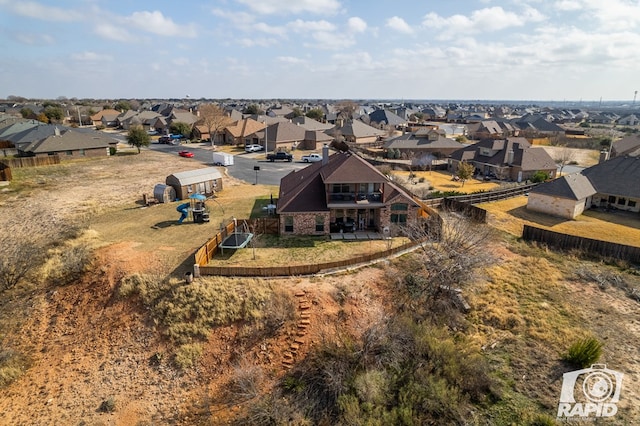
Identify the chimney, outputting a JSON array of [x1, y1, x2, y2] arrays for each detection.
[[322, 144, 329, 166], [507, 149, 514, 165], [599, 150, 609, 163], [54, 126, 61, 136]]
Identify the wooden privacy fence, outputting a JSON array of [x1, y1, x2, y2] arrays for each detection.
[[522, 225, 640, 264], [194, 218, 280, 268], [198, 239, 421, 277], [0, 163, 11, 181], [1, 155, 61, 168], [442, 198, 487, 222]]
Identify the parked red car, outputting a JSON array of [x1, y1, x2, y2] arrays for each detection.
[[178, 150, 194, 158]]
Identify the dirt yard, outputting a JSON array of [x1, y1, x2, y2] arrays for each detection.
[[0, 148, 638, 425]]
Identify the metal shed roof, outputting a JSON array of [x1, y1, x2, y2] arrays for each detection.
[[167, 167, 222, 185]]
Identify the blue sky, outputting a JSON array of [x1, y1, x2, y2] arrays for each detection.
[[1, 0, 639, 101]]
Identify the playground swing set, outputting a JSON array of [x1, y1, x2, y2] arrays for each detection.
[[176, 193, 210, 224]]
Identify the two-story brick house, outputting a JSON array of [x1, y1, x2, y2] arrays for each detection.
[[276, 146, 421, 235]]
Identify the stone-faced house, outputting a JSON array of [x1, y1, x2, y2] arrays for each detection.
[[276, 146, 421, 235], [448, 137, 557, 182], [527, 150, 640, 219], [222, 118, 266, 146]]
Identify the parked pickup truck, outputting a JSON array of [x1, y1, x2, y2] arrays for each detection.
[[266, 151, 293, 162], [301, 153, 323, 163]]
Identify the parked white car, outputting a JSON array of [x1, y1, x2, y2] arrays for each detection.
[[245, 144, 264, 153], [301, 153, 323, 163]]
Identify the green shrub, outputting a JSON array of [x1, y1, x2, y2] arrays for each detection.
[[563, 337, 603, 368], [530, 414, 559, 426], [99, 396, 116, 413], [531, 171, 550, 183], [174, 343, 203, 369]]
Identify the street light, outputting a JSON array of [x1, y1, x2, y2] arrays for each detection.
[[263, 119, 268, 156], [254, 165, 260, 185]]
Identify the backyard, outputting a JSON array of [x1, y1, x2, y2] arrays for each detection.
[[479, 196, 640, 247]]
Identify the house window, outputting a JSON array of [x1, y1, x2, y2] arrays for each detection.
[[315, 215, 324, 232], [608, 195, 616, 203], [391, 203, 408, 211], [79, 149, 85, 156], [66, 150, 73, 156], [628, 200, 637, 208], [284, 216, 293, 232], [391, 214, 407, 224], [617, 198, 626, 206]]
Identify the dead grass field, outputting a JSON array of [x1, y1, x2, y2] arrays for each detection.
[[392, 169, 501, 193], [478, 196, 640, 247], [1, 149, 639, 425]]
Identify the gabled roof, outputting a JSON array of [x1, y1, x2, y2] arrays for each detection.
[[384, 133, 463, 150], [581, 152, 640, 198], [264, 121, 307, 143], [90, 109, 120, 121], [170, 111, 199, 125], [449, 137, 555, 171], [0, 120, 40, 140], [291, 116, 334, 131], [369, 109, 406, 126], [530, 173, 596, 200], [225, 118, 266, 138], [23, 129, 114, 153], [304, 130, 333, 143], [335, 120, 386, 138], [612, 135, 640, 157], [277, 151, 418, 214]]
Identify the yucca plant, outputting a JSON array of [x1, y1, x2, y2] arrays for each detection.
[[563, 337, 603, 368]]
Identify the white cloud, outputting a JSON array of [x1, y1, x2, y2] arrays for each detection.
[[277, 56, 308, 64], [126, 10, 197, 37], [386, 16, 413, 34], [14, 33, 54, 45], [347, 17, 367, 33], [288, 19, 336, 33], [254, 22, 287, 36], [238, 37, 278, 47], [422, 6, 542, 38], [94, 24, 138, 43], [554, 0, 582, 11], [234, 0, 342, 15], [0, 0, 82, 22], [211, 8, 256, 26], [71, 51, 113, 62]]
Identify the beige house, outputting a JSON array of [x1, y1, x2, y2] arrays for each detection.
[[527, 173, 596, 219]]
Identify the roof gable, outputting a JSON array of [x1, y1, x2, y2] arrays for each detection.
[[530, 173, 596, 200]]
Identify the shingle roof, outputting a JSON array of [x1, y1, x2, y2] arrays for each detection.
[[384, 133, 463, 150], [291, 116, 334, 131], [265, 121, 307, 143], [449, 137, 554, 171], [277, 151, 417, 214], [369, 109, 406, 126], [25, 129, 114, 153], [336, 120, 386, 138], [581, 153, 640, 198], [612, 135, 640, 157], [529, 173, 596, 200]]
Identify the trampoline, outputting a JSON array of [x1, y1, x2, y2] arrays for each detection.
[[220, 232, 254, 253]]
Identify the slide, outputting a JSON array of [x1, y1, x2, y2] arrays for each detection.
[[176, 202, 190, 223]]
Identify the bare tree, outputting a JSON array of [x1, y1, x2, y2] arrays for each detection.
[[555, 145, 577, 176], [401, 212, 494, 304], [0, 237, 39, 292], [335, 101, 358, 120], [197, 103, 233, 146]]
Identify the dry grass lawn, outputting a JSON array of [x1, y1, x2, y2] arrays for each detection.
[[479, 196, 640, 247], [392, 170, 501, 193]]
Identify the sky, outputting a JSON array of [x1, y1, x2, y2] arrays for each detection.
[[1, 0, 639, 101]]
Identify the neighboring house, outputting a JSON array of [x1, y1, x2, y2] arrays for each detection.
[[150, 116, 169, 134], [165, 167, 223, 200], [89, 109, 120, 127], [192, 125, 211, 142], [115, 110, 137, 128], [368, 109, 407, 128], [611, 135, 640, 158], [100, 112, 121, 128], [331, 120, 387, 144], [512, 114, 565, 136], [527, 173, 597, 219], [466, 120, 514, 139], [384, 128, 464, 159], [276, 146, 422, 236], [448, 137, 557, 182], [259, 121, 307, 152], [17, 127, 113, 158], [302, 129, 334, 150], [291, 116, 333, 131], [119, 110, 161, 131], [527, 151, 640, 218], [223, 118, 266, 146], [617, 114, 639, 126], [0, 119, 40, 144]]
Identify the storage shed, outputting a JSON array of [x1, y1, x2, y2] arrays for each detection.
[[153, 183, 176, 203], [166, 167, 223, 200]]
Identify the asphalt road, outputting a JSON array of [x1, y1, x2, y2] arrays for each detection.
[[147, 142, 308, 186]]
